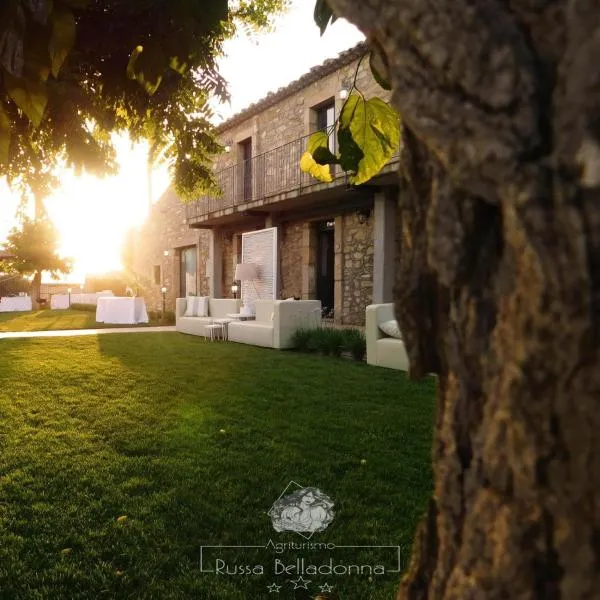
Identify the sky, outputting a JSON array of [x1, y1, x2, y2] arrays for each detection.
[[0, 0, 364, 282]]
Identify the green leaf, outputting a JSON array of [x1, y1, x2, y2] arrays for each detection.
[[24, 0, 50, 25], [300, 151, 332, 183], [0, 27, 25, 76], [369, 49, 391, 91], [338, 93, 400, 185], [169, 55, 189, 75], [337, 126, 364, 173], [304, 131, 338, 168], [313, 145, 338, 165], [0, 103, 11, 164], [49, 6, 76, 77], [313, 0, 337, 36], [4, 71, 48, 126], [307, 131, 329, 154], [126, 42, 166, 95], [126, 45, 144, 80]]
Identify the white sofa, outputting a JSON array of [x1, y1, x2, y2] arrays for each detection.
[[366, 303, 409, 371], [228, 299, 322, 349], [176, 297, 241, 336]]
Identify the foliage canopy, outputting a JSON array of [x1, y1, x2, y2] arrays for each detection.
[[0, 0, 288, 201]]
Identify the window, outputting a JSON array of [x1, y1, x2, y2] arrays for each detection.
[[153, 265, 161, 285], [238, 138, 252, 201], [179, 246, 197, 297], [314, 100, 335, 153]]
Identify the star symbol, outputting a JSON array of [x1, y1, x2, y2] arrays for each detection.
[[320, 582, 334, 593], [267, 582, 282, 593], [291, 575, 311, 589]]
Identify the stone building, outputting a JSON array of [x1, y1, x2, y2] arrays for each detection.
[[132, 42, 400, 326]]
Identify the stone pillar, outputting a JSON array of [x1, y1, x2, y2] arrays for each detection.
[[334, 216, 344, 324], [301, 223, 316, 299], [209, 229, 222, 298], [372, 190, 396, 304]]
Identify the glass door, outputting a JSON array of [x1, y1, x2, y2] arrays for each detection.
[[179, 246, 197, 297]]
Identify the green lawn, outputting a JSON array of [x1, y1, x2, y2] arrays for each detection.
[[0, 333, 435, 599], [0, 308, 158, 332]]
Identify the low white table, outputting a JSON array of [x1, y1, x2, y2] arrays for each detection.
[[205, 322, 224, 341], [0, 296, 32, 312], [212, 318, 233, 341], [96, 297, 149, 324]]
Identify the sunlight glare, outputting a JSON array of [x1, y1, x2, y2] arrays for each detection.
[[44, 135, 170, 283]]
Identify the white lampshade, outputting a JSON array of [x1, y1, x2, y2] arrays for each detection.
[[234, 263, 258, 281]]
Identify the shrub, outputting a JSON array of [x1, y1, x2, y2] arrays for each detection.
[[343, 328, 367, 362], [310, 327, 332, 355], [70, 303, 96, 312], [290, 328, 313, 352], [147, 310, 175, 325], [290, 327, 366, 362], [324, 329, 345, 357], [161, 311, 176, 325]]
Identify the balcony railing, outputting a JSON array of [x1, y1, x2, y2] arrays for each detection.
[[186, 133, 340, 221], [186, 133, 399, 222]]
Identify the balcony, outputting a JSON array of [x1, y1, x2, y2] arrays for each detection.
[[185, 133, 399, 227]]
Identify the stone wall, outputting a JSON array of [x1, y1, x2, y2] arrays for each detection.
[[212, 49, 392, 172], [279, 221, 304, 299], [341, 211, 374, 325], [131, 188, 210, 312]]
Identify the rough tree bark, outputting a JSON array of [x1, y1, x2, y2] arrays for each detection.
[[30, 270, 42, 310], [328, 0, 600, 598]]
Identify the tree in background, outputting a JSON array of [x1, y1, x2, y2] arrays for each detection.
[[313, 0, 600, 598], [0, 217, 71, 305]]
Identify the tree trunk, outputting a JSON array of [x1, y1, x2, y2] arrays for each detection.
[[32, 183, 46, 310], [327, 0, 600, 597], [30, 270, 41, 310]]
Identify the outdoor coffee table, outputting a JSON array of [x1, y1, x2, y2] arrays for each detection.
[[204, 322, 224, 342], [212, 318, 233, 341]]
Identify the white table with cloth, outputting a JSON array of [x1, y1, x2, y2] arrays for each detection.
[[0, 296, 32, 312], [50, 294, 70, 309], [96, 297, 149, 324]]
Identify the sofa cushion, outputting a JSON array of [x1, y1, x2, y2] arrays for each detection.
[[197, 296, 209, 317], [376, 337, 409, 371], [379, 319, 402, 339], [228, 321, 274, 348], [184, 296, 198, 317], [209, 298, 241, 318], [177, 316, 214, 337], [254, 300, 275, 323]]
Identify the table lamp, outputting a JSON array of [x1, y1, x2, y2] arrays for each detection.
[[234, 263, 259, 315]]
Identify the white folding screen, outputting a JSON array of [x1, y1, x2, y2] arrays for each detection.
[[241, 227, 278, 302]]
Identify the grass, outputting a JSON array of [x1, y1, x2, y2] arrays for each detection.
[[0, 333, 436, 599], [0, 308, 161, 332]]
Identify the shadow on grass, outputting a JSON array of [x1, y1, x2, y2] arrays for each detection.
[[0, 333, 436, 599]]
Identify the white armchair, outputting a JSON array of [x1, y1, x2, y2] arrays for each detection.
[[366, 303, 409, 371]]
